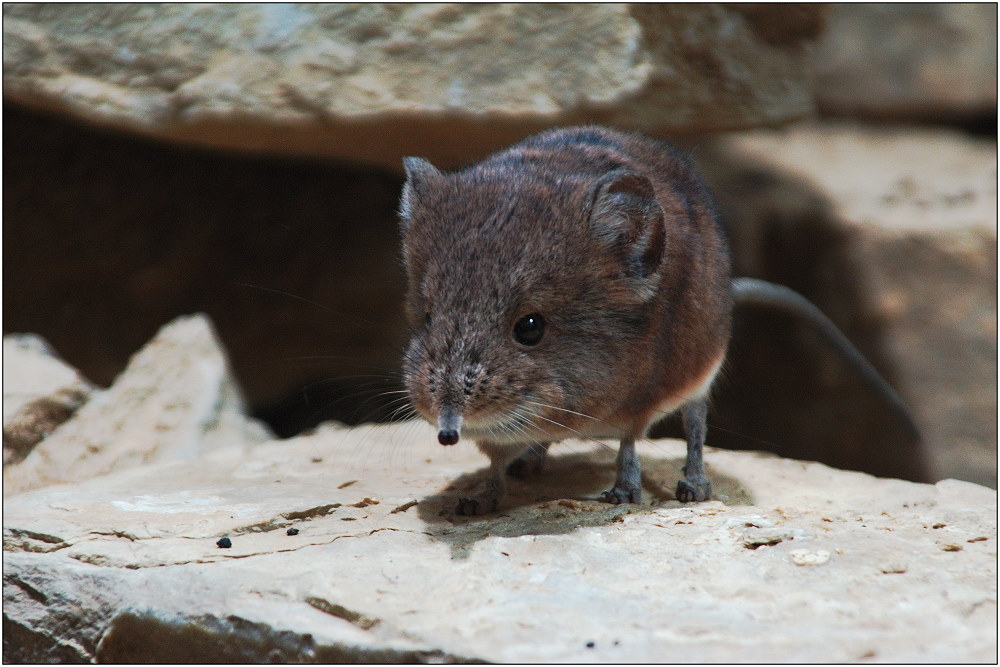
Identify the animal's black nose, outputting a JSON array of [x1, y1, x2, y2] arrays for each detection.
[[438, 429, 460, 445]]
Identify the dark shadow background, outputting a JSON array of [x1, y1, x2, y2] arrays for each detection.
[[5, 103, 994, 483]]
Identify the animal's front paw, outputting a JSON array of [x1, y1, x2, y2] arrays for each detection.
[[600, 486, 641, 505], [675, 477, 711, 503], [455, 494, 498, 516]]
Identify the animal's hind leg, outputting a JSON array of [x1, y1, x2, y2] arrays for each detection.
[[506, 442, 551, 479], [676, 400, 712, 502]]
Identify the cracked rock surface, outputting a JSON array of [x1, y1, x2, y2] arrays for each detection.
[[4, 420, 996, 662], [3, 315, 996, 661]]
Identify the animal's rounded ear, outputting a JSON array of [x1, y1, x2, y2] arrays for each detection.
[[596, 170, 657, 203], [588, 170, 665, 289], [399, 157, 442, 231]]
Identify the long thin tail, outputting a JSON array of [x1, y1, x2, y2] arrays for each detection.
[[731, 277, 921, 441]]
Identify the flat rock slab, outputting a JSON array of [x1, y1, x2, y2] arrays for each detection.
[[816, 4, 997, 120], [4, 423, 996, 662], [4, 4, 818, 168]]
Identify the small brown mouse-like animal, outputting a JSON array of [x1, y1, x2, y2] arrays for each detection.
[[398, 125, 917, 516]]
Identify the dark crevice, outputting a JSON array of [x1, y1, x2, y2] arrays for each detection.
[[5, 102, 935, 481]]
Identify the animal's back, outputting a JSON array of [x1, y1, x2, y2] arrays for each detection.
[[491, 126, 734, 426]]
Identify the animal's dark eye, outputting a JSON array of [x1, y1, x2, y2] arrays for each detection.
[[512, 313, 545, 346], [424, 312, 432, 326]]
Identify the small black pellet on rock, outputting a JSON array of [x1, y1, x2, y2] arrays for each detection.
[[585, 642, 595, 649], [216, 537, 232, 549], [286, 528, 300, 536]]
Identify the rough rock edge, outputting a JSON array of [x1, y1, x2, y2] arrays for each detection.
[[2, 4, 819, 167], [93, 611, 482, 663], [3, 314, 273, 496], [2, 334, 95, 466]]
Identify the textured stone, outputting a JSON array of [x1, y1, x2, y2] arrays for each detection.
[[3, 422, 996, 663], [3, 4, 821, 168], [816, 4, 997, 121], [3, 314, 272, 496], [716, 124, 997, 488], [3, 334, 94, 466]]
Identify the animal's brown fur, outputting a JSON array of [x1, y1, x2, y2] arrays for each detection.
[[399, 126, 732, 513]]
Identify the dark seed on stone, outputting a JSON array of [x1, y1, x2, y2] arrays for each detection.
[[586, 642, 595, 649], [216, 537, 232, 549], [286, 528, 300, 536]]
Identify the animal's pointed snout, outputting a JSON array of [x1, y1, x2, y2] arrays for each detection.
[[437, 410, 463, 446], [437, 429, 460, 445]]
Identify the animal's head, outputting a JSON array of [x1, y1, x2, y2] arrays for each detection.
[[398, 155, 666, 446]]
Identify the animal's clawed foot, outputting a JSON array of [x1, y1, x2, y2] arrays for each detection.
[[600, 485, 641, 505], [675, 477, 711, 503], [455, 494, 498, 516]]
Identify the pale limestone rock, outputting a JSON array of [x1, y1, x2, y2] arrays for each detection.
[[3, 4, 820, 168], [718, 124, 997, 488], [721, 124, 996, 233], [3, 423, 996, 662], [3, 334, 94, 465], [3, 314, 272, 496], [817, 4, 997, 121]]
